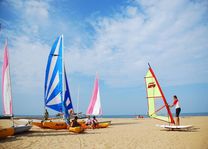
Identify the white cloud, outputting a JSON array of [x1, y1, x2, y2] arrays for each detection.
[[126, 6, 138, 16], [9, 36, 50, 92], [1, 0, 208, 89], [24, 0, 49, 22], [67, 0, 208, 87], [9, 0, 49, 22], [4, 0, 49, 37]]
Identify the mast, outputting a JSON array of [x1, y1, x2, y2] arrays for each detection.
[[76, 86, 80, 114], [61, 35, 66, 118]]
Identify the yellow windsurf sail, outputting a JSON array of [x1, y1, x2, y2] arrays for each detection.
[[144, 64, 175, 124]]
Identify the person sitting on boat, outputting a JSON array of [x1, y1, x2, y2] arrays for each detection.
[[71, 116, 81, 127], [85, 115, 92, 126], [44, 109, 49, 120], [92, 116, 98, 128], [169, 95, 181, 126]]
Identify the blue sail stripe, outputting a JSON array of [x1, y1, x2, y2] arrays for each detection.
[[46, 103, 62, 112], [46, 92, 61, 106], [46, 81, 62, 105], [46, 71, 59, 101]]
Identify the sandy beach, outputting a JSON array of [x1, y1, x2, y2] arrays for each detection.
[[0, 116, 208, 149]]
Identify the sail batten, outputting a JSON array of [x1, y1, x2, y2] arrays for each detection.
[[144, 65, 175, 124]]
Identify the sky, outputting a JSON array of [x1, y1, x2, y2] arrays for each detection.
[[0, 0, 208, 116]]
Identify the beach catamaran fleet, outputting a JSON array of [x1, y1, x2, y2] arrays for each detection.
[[0, 35, 192, 138]]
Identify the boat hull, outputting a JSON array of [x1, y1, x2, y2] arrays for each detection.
[[97, 122, 110, 128], [42, 121, 67, 129], [81, 121, 111, 129], [32, 121, 45, 128], [14, 125, 32, 134], [69, 126, 84, 133], [0, 127, 14, 138]]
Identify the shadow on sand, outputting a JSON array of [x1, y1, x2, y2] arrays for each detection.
[[0, 136, 17, 143], [0, 129, 100, 142], [111, 122, 139, 126], [22, 129, 100, 137]]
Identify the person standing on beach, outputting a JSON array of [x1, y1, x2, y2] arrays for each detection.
[[169, 95, 181, 126], [44, 109, 49, 120]]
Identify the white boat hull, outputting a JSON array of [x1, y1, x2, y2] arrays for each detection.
[[14, 125, 32, 134]]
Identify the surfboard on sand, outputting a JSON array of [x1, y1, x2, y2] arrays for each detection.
[[156, 124, 193, 130]]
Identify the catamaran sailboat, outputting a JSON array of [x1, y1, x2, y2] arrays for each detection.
[[0, 40, 31, 138], [85, 74, 110, 128], [32, 35, 73, 129]]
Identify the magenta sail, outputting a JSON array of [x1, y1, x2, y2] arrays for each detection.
[[2, 40, 13, 116], [86, 74, 102, 116]]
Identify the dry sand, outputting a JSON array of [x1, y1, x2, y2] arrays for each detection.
[[0, 116, 208, 149]]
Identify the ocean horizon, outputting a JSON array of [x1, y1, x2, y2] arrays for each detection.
[[1, 112, 207, 119]]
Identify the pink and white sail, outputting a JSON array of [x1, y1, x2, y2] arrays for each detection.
[[2, 40, 13, 116], [86, 75, 102, 116]]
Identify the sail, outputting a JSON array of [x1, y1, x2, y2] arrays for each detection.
[[86, 75, 102, 116], [63, 67, 73, 118], [2, 40, 13, 116], [44, 35, 64, 112], [144, 65, 175, 124]]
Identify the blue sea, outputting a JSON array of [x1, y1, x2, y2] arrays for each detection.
[[4, 112, 207, 119], [102, 112, 208, 118]]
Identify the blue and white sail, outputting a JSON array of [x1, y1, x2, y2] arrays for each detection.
[[63, 67, 73, 118], [44, 35, 73, 116], [44, 35, 64, 112]]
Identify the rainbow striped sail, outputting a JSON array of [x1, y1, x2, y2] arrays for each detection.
[[86, 74, 102, 116], [44, 35, 73, 117], [144, 64, 175, 124], [2, 40, 13, 116]]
